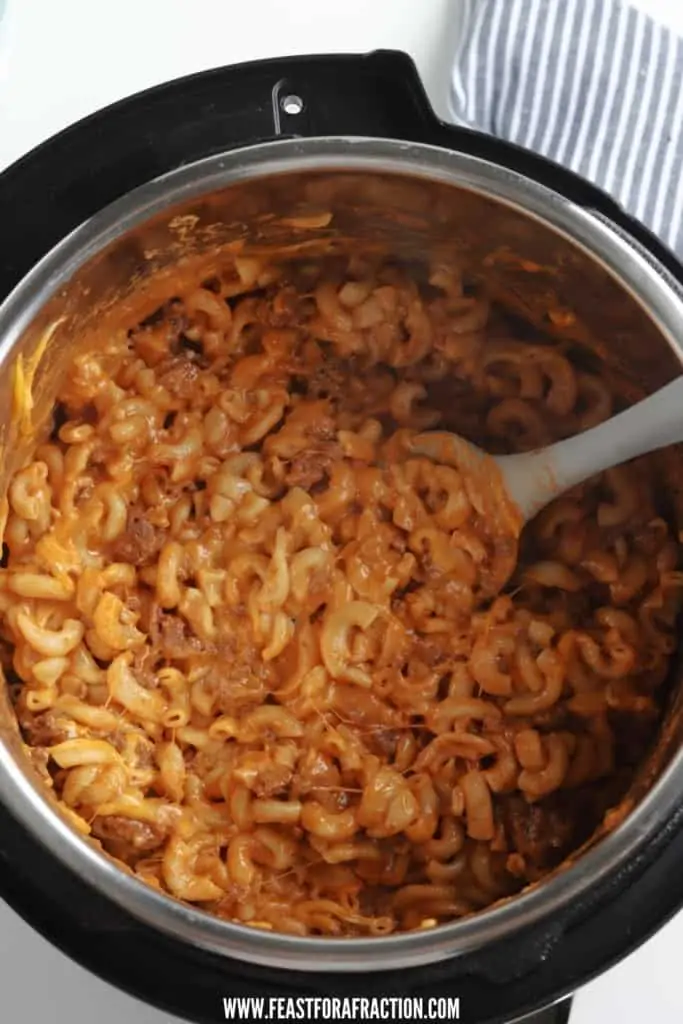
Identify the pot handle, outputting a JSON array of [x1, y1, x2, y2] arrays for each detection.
[[250, 50, 443, 143]]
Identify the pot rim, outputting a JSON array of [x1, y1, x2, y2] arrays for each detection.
[[1, 135, 683, 972]]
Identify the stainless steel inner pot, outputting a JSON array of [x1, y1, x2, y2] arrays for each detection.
[[1, 137, 683, 973]]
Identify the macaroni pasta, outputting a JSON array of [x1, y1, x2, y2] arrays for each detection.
[[2, 253, 681, 936]]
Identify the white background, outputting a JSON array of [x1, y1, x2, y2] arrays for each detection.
[[0, 0, 682, 1021]]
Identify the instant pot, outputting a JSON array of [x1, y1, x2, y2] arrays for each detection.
[[1, 51, 683, 1024]]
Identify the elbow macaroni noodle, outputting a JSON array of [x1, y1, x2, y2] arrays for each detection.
[[2, 253, 681, 936]]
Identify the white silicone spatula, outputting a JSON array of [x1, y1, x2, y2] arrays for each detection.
[[411, 376, 683, 525]]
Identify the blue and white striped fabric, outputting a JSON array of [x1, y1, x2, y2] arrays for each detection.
[[450, 0, 683, 257]]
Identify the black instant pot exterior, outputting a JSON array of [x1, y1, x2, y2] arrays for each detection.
[[1, 51, 683, 1024]]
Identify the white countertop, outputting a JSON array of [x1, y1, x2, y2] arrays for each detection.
[[1, 0, 682, 1021]]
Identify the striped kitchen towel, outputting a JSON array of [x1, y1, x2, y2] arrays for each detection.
[[450, 0, 683, 256]]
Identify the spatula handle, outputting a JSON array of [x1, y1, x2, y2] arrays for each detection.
[[501, 375, 683, 520]]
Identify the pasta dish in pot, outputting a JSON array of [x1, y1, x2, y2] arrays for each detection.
[[2, 251, 681, 937]]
